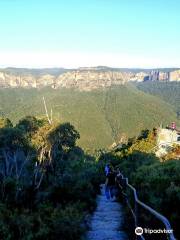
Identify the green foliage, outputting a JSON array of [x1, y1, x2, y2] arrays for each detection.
[[16, 116, 45, 137], [0, 118, 13, 128], [0, 85, 179, 150], [128, 129, 156, 154], [47, 122, 80, 151], [0, 127, 29, 150], [0, 203, 85, 240], [50, 204, 85, 240], [106, 129, 180, 239], [0, 116, 102, 240], [118, 151, 158, 181], [137, 81, 180, 119], [132, 160, 180, 238]]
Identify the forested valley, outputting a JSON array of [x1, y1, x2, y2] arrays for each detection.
[[0, 83, 179, 150]]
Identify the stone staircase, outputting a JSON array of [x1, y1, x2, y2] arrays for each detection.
[[86, 185, 128, 240]]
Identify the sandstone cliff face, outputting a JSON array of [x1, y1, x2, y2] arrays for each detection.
[[0, 72, 55, 88], [55, 70, 133, 90], [169, 70, 180, 81], [0, 70, 135, 90], [0, 68, 179, 90]]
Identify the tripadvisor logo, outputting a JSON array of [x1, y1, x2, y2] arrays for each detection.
[[135, 227, 143, 235], [135, 226, 174, 235]]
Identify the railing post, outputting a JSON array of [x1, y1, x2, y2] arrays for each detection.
[[135, 196, 138, 227]]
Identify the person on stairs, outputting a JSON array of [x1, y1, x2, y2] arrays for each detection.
[[105, 167, 116, 200], [105, 163, 110, 176], [115, 168, 123, 200]]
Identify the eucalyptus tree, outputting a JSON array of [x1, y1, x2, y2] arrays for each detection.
[[32, 122, 80, 178], [0, 127, 33, 202]]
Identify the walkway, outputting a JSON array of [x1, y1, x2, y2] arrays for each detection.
[[86, 184, 128, 240]]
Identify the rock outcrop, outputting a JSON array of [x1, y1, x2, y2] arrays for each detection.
[[0, 67, 179, 91], [169, 70, 180, 81]]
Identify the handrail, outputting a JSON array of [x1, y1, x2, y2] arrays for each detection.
[[117, 176, 176, 240]]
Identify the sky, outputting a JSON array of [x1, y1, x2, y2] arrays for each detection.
[[0, 0, 180, 68]]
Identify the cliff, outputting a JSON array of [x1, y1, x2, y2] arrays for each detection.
[[0, 68, 179, 90]]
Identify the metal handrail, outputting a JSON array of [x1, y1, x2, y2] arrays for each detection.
[[117, 176, 176, 240]]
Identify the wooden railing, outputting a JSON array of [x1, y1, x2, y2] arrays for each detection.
[[117, 175, 176, 240]]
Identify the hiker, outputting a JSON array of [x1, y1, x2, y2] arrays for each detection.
[[115, 168, 123, 198], [105, 168, 116, 200], [105, 164, 110, 176], [115, 168, 123, 182]]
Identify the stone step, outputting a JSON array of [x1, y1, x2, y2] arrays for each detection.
[[86, 184, 128, 240], [87, 230, 128, 240]]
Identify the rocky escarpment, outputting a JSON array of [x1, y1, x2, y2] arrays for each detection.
[[0, 68, 179, 91], [169, 70, 180, 81], [0, 70, 141, 90]]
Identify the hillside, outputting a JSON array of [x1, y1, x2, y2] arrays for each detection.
[[136, 82, 180, 119], [0, 84, 178, 150]]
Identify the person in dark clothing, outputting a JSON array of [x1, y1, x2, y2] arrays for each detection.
[[115, 168, 123, 199], [115, 168, 123, 182], [105, 163, 110, 176], [105, 169, 116, 200]]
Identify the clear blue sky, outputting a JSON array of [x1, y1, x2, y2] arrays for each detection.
[[0, 0, 179, 68]]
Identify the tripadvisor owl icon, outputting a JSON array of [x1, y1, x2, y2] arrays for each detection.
[[135, 227, 143, 235]]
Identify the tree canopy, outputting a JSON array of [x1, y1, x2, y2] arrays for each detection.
[[0, 115, 102, 240]]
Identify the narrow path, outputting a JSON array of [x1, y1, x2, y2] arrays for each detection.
[[86, 184, 128, 240]]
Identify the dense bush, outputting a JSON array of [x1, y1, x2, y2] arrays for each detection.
[[0, 116, 102, 240], [102, 129, 180, 239], [0, 203, 86, 240], [132, 160, 180, 238]]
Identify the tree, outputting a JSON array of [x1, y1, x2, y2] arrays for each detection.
[[47, 122, 80, 153], [30, 122, 80, 184], [16, 116, 45, 137], [128, 129, 156, 154], [137, 129, 150, 140], [0, 127, 33, 202], [46, 123, 80, 176], [0, 118, 13, 128], [0, 128, 30, 177]]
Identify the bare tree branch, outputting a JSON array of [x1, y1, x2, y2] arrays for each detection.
[[50, 108, 53, 124], [43, 96, 52, 125]]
